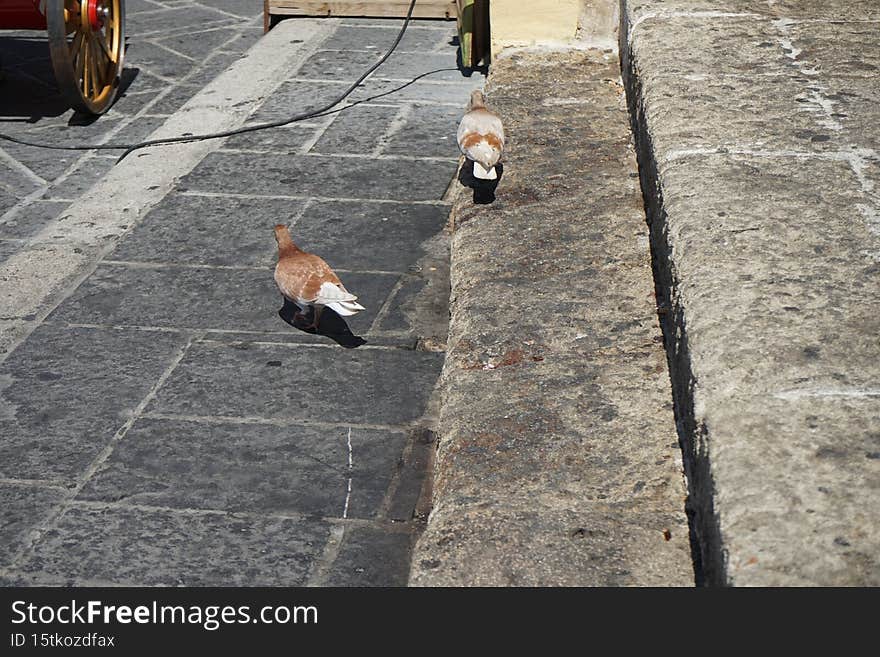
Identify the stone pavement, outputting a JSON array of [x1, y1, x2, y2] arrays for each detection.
[[622, 0, 880, 585], [0, 5, 479, 585], [0, 0, 265, 246]]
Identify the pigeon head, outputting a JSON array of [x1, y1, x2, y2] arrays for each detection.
[[468, 89, 487, 111], [273, 224, 299, 251]]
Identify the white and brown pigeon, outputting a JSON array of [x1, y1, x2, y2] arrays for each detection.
[[457, 89, 505, 180], [273, 224, 364, 329]]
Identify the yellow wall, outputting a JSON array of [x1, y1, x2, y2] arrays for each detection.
[[489, 0, 582, 56]]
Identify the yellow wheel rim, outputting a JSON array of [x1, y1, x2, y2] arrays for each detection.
[[48, 0, 125, 115]]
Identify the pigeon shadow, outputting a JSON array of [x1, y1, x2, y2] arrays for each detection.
[[458, 158, 503, 204], [278, 298, 367, 349]]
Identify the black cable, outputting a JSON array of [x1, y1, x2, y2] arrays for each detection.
[[0, 0, 447, 162]]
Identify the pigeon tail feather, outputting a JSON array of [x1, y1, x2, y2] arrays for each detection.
[[473, 161, 498, 180], [316, 280, 358, 304], [326, 300, 365, 316]]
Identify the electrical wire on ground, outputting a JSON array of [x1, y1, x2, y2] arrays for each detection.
[[0, 0, 465, 163]]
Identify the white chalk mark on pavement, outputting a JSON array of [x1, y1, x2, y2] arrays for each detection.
[[343, 426, 353, 519]]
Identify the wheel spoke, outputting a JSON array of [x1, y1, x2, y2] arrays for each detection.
[[68, 30, 84, 59], [73, 37, 85, 81], [81, 41, 89, 97], [88, 37, 101, 96], [96, 28, 113, 61]]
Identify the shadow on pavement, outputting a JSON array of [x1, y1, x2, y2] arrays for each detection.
[[0, 36, 137, 122], [278, 298, 367, 349], [458, 158, 503, 204]]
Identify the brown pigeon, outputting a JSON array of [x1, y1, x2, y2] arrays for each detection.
[[273, 224, 364, 329], [457, 89, 505, 180]]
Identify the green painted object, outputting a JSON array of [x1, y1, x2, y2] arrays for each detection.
[[456, 0, 489, 68]]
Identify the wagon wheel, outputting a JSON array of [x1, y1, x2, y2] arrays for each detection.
[[46, 0, 125, 115]]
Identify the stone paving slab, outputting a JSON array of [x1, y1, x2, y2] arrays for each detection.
[[415, 505, 693, 587], [294, 199, 450, 272], [248, 81, 356, 122], [0, 325, 186, 482], [350, 78, 483, 105], [156, 25, 249, 60], [637, 74, 846, 155], [148, 342, 444, 426], [0, 484, 65, 568], [107, 194, 309, 267], [324, 525, 413, 586], [379, 52, 469, 83], [179, 152, 456, 201], [314, 104, 402, 154], [623, 0, 880, 585], [0, 198, 74, 244], [381, 104, 462, 158], [13, 505, 330, 586], [126, 4, 241, 35], [0, 240, 20, 262], [622, 0, 880, 22], [46, 263, 397, 332], [221, 124, 319, 152], [77, 418, 405, 520], [298, 49, 384, 80]]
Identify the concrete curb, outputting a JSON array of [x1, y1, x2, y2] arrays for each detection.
[[409, 47, 694, 586], [621, 0, 880, 585]]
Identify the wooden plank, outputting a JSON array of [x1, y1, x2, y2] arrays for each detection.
[[267, 1, 457, 19]]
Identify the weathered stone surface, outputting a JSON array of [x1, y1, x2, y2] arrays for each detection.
[[47, 263, 397, 332], [15, 505, 330, 586], [0, 0, 266, 243], [108, 194, 308, 267], [221, 124, 318, 152], [148, 342, 443, 426], [383, 103, 463, 159], [313, 104, 401, 155], [294, 199, 450, 273], [0, 13, 464, 587], [78, 418, 406, 520], [624, 0, 880, 585], [0, 240, 20, 263], [0, 326, 185, 482], [410, 50, 694, 586], [0, 484, 65, 568], [179, 152, 456, 201], [325, 524, 413, 586], [413, 504, 692, 587], [350, 77, 483, 105], [623, 0, 880, 22], [297, 49, 383, 81]]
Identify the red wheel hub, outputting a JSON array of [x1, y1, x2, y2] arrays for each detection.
[[85, 0, 104, 30]]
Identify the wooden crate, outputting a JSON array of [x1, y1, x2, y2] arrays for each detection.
[[265, 0, 457, 29], [263, 0, 490, 67]]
